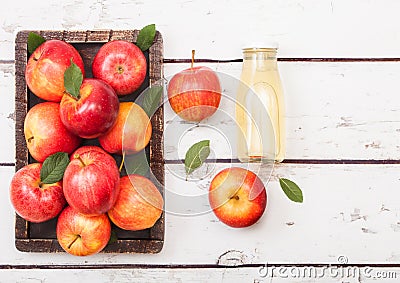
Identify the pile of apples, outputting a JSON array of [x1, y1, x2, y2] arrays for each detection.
[[9, 34, 163, 256]]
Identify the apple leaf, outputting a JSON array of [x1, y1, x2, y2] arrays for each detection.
[[27, 32, 46, 54], [124, 151, 150, 176], [64, 59, 83, 99], [142, 86, 163, 117], [40, 152, 69, 184], [136, 24, 156, 51], [279, 178, 303, 203], [184, 140, 210, 178], [107, 229, 118, 245]]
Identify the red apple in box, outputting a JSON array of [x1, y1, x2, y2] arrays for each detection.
[[24, 102, 81, 162], [60, 78, 119, 139], [25, 39, 85, 102], [167, 55, 221, 122], [9, 163, 66, 223], [57, 206, 111, 256], [92, 40, 147, 96], [98, 102, 152, 155], [108, 175, 163, 231], [209, 167, 267, 228], [63, 146, 120, 216]]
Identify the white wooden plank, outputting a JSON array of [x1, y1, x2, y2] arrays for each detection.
[[2, 1, 400, 60], [2, 61, 400, 163], [1, 266, 399, 282], [164, 61, 400, 160], [2, 163, 400, 265], [0, 64, 15, 163], [0, 267, 368, 283]]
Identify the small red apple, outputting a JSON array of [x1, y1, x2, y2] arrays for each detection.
[[24, 102, 81, 162], [9, 163, 66, 223], [108, 175, 163, 231], [63, 146, 120, 216], [167, 65, 221, 122], [60, 78, 119, 139], [98, 102, 152, 155], [56, 206, 111, 256], [209, 167, 267, 228], [25, 39, 85, 102], [92, 40, 147, 96]]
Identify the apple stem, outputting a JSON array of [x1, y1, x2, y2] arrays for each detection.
[[65, 90, 79, 101], [27, 136, 34, 143], [74, 154, 86, 167], [67, 234, 81, 249], [119, 152, 125, 172], [230, 195, 240, 201], [191, 50, 195, 68]]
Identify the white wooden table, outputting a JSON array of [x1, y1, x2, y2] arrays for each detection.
[[1, 1, 400, 282]]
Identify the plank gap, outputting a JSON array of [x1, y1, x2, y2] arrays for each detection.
[[164, 159, 400, 165], [2, 263, 400, 270], [163, 57, 400, 63]]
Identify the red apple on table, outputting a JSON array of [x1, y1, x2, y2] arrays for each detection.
[[209, 167, 267, 228], [56, 206, 111, 256], [98, 102, 152, 155], [24, 102, 81, 162], [63, 146, 120, 216], [92, 40, 147, 96], [60, 78, 119, 139], [167, 53, 221, 122], [9, 163, 66, 223], [108, 175, 163, 231], [25, 39, 85, 102]]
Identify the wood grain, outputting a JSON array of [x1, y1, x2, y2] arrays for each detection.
[[14, 30, 164, 254]]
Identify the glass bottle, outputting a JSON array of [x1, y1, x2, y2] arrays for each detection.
[[236, 46, 285, 163]]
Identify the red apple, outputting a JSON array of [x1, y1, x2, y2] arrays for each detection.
[[60, 78, 119, 139], [92, 40, 147, 96], [25, 39, 85, 102], [108, 175, 163, 231], [9, 163, 66, 223], [209, 167, 267, 228], [56, 206, 111, 256], [167, 66, 221, 122], [98, 102, 152, 155], [24, 102, 81, 162], [63, 146, 120, 216]]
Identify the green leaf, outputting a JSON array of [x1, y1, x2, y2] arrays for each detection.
[[40, 152, 69, 184], [107, 229, 118, 245], [184, 140, 210, 177], [27, 32, 46, 54], [64, 59, 83, 99], [124, 151, 149, 176], [279, 178, 303, 203], [136, 24, 156, 51], [142, 86, 163, 117]]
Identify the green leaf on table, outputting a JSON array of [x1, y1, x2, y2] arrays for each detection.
[[40, 152, 69, 184], [142, 86, 163, 117], [136, 24, 156, 51], [124, 151, 150, 176], [64, 59, 83, 99], [279, 178, 303, 203], [27, 32, 46, 54], [184, 140, 210, 178]]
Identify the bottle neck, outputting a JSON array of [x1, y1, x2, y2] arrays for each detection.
[[242, 48, 278, 71]]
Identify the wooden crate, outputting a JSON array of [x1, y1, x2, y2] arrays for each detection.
[[14, 30, 165, 253]]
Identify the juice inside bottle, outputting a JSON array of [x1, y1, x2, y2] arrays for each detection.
[[236, 47, 285, 163]]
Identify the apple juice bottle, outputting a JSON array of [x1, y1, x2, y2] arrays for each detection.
[[236, 45, 285, 163]]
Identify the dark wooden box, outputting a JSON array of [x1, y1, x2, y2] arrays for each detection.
[[14, 30, 164, 253]]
